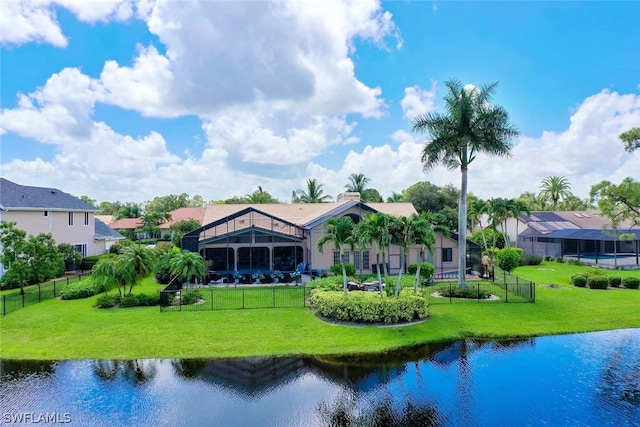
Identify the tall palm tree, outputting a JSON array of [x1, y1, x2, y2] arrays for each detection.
[[317, 216, 355, 296], [245, 186, 280, 204], [295, 179, 333, 203], [356, 212, 393, 297], [345, 173, 370, 195], [508, 199, 530, 248], [539, 176, 572, 210], [386, 192, 404, 203], [169, 250, 205, 286], [412, 78, 519, 286], [468, 199, 489, 252], [488, 198, 509, 250], [412, 213, 449, 294]]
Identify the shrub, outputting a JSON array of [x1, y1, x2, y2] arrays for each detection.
[[544, 255, 553, 262], [571, 275, 587, 288], [118, 293, 160, 308], [587, 276, 609, 290], [155, 253, 173, 284], [330, 263, 356, 277], [519, 254, 543, 266], [60, 279, 100, 300], [609, 277, 622, 288], [95, 294, 118, 308], [310, 290, 428, 324], [179, 289, 202, 305], [555, 257, 565, 263], [584, 268, 607, 278], [80, 255, 101, 271], [622, 277, 640, 290], [496, 248, 522, 272], [437, 285, 492, 299], [567, 259, 583, 266], [407, 263, 435, 278]]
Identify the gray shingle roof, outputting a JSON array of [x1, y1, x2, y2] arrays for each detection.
[[0, 178, 98, 211], [95, 218, 125, 240]]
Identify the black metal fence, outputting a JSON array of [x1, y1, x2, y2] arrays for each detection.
[[1, 274, 87, 316], [160, 283, 311, 312], [427, 268, 535, 304]]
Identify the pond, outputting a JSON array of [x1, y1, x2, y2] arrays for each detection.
[[1, 329, 639, 426]]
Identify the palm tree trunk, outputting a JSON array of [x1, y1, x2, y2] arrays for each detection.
[[395, 250, 404, 297], [341, 262, 348, 297], [414, 249, 423, 295], [459, 166, 468, 287], [376, 252, 384, 298]]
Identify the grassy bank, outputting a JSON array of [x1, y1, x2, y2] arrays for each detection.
[[1, 262, 639, 360]]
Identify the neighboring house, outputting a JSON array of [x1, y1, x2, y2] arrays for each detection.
[[181, 195, 462, 277], [0, 178, 125, 262], [108, 207, 207, 239], [518, 211, 640, 268]]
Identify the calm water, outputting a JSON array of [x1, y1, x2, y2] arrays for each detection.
[[1, 329, 639, 426]]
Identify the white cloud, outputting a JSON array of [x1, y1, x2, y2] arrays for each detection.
[[401, 82, 438, 121], [0, 0, 142, 47], [0, 0, 67, 47]]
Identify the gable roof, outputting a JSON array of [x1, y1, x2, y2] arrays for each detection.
[[95, 218, 125, 241], [202, 201, 418, 228], [0, 178, 98, 212], [107, 207, 207, 230]]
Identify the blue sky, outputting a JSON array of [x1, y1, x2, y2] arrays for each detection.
[[1, 0, 638, 205]]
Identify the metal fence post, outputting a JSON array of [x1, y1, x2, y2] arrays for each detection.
[[211, 289, 214, 310], [273, 288, 276, 308], [505, 280, 508, 303], [2, 295, 5, 316], [242, 289, 245, 309]]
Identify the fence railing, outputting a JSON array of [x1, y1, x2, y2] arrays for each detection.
[[160, 284, 310, 312], [1, 274, 87, 316], [427, 268, 535, 304]]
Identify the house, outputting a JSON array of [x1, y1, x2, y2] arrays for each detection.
[[181, 194, 464, 278], [518, 211, 640, 268], [108, 207, 207, 239], [0, 178, 124, 259]]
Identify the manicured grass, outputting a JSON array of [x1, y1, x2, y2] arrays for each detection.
[[1, 263, 639, 360]]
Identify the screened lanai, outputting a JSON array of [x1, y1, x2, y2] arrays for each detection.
[[182, 207, 306, 280]]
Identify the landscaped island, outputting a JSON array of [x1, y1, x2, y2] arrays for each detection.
[[1, 262, 639, 360]]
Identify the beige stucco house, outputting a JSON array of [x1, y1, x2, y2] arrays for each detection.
[[182, 195, 462, 280], [0, 178, 124, 261]]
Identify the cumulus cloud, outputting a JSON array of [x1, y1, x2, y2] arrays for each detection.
[[401, 82, 438, 120], [0, 0, 141, 47]]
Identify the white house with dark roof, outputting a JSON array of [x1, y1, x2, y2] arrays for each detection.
[[0, 178, 124, 261]]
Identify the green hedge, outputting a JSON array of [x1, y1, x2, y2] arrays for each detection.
[[571, 275, 587, 288], [330, 263, 356, 276], [310, 289, 428, 324], [60, 279, 102, 300], [587, 276, 609, 290], [119, 293, 160, 307], [95, 294, 118, 308], [622, 277, 640, 290], [609, 277, 622, 288], [407, 263, 435, 278]]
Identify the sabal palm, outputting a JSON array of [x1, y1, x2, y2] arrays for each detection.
[[345, 173, 370, 194], [412, 78, 519, 286], [170, 250, 205, 285], [539, 176, 572, 210], [296, 179, 333, 203], [316, 216, 355, 296], [92, 254, 129, 297]]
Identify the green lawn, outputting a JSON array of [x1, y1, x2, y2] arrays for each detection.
[[1, 261, 639, 360]]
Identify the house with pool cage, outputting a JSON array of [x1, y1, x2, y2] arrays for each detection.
[[518, 211, 640, 269], [181, 194, 471, 283]]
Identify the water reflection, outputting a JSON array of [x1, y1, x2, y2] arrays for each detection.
[[1, 330, 638, 426]]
